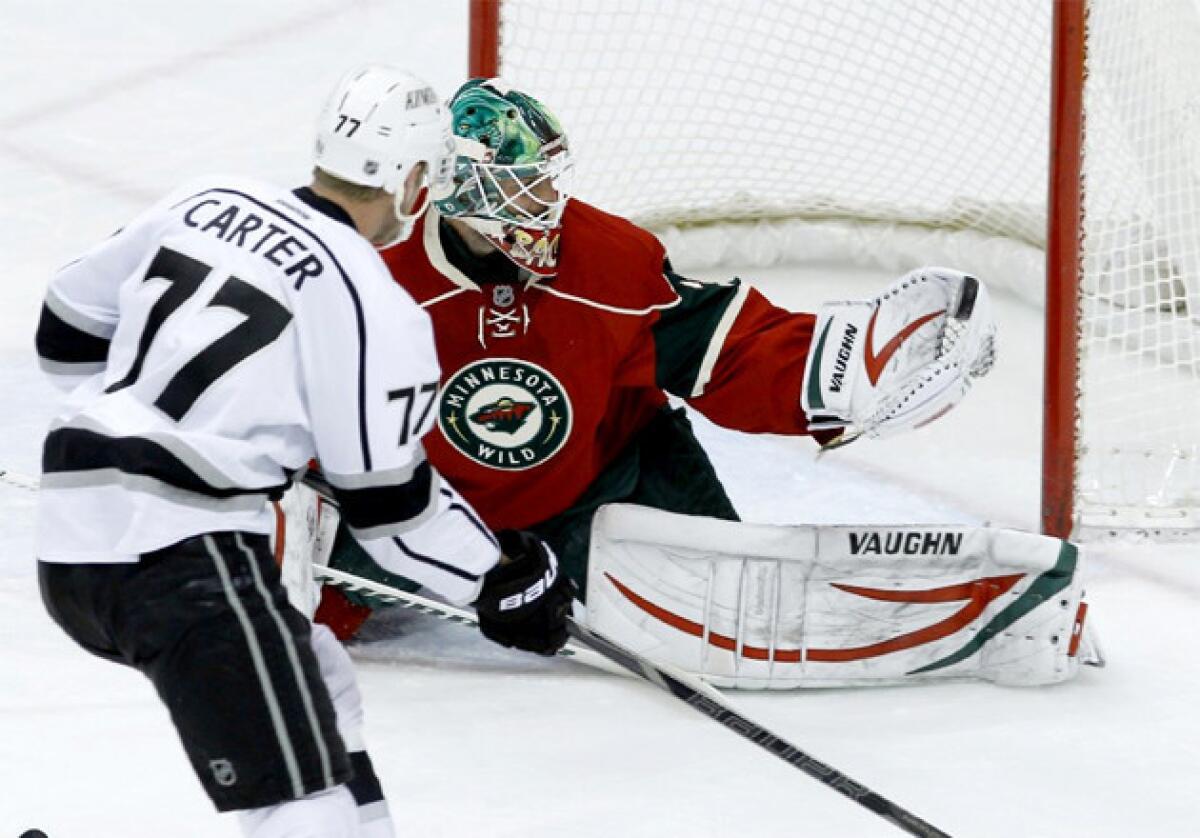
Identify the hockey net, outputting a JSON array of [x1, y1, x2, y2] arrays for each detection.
[[471, 0, 1200, 538]]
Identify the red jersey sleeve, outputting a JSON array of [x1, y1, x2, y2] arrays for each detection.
[[685, 285, 822, 435]]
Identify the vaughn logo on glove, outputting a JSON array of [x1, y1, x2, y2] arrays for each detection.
[[802, 267, 996, 442]]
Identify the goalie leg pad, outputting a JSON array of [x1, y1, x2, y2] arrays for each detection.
[[586, 504, 1090, 688]]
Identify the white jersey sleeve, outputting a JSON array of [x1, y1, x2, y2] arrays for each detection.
[[35, 177, 498, 602], [35, 189, 189, 390], [294, 234, 498, 604]]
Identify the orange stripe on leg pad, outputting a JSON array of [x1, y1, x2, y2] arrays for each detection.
[[604, 571, 1024, 665]]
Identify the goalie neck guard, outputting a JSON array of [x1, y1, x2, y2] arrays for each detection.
[[432, 78, 574, 278]]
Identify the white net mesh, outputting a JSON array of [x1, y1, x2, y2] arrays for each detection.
[[1076, 1, 1200, 530], [491, 0, 1200, 533]]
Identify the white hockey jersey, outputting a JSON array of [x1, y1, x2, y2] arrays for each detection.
[[35, 176, 498, 604]]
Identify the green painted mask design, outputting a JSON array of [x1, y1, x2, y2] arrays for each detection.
[[449, 78, 565, 166], [433, 78, 571, 227]]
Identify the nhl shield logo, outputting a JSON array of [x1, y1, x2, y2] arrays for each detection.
[[492, 284, 516, 308], [209, 758, 237, 787], [439, 358, 572, 471]]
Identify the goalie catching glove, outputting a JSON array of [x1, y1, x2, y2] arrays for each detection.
[[474, 529, 575, 655], [802, 266, 996, 442]]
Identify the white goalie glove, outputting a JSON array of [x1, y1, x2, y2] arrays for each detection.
[[802, 267, 996, 442]]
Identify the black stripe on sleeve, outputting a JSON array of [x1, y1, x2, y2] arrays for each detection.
[[652, 269, 743, 397], [439, 487, 499, 547], [42, 427, 287, 499], [391, 535, 481, 583], [331, 460, 435, 533], [36, 304, 111, 365]]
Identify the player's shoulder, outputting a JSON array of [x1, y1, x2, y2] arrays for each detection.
[[169, 175, 404, 299], [155, 174, 286, 214], [547, 199, 678, 314], [162, 175, 359, 242], [561, 199, 664, 263], [379, 209, 475, 306]]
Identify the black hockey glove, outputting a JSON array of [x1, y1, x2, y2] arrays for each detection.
[[474, 530, 574, 656]]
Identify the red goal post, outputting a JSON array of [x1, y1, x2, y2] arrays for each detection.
[[468, 0, 1200, 540], [1044, 0, 1085, 540]]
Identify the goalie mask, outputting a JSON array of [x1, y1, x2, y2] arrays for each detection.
[[432, 78, 573, 277], [314, 64, 455, 248]]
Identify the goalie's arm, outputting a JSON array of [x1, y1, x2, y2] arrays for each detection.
[[650, 268, 830, 436], [652, 265, 994, 443]]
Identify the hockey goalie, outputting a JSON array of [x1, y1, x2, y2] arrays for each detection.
[[282, 77, 1099, 689], [273, 257, 1099, 689]]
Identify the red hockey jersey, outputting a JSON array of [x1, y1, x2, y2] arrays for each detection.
[[381, 200, 823, 529]]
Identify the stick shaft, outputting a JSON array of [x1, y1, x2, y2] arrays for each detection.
[[314, 564, 625, 675], [565, 620, 952, 838]]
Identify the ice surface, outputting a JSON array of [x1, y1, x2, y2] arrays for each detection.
[[2, 3, 1198, 836]]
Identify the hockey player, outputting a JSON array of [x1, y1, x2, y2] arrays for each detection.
[[33, 66, 572, 838], [315, 78, 998, 648]]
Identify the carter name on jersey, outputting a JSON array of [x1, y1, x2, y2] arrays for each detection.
[[183, 195, 326, 288]]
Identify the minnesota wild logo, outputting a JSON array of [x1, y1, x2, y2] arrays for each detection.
[[470, 397, 536, 432], [438, 358, 572, 471]]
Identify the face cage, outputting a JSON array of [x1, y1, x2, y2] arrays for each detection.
[[459, 158, 572, 230]]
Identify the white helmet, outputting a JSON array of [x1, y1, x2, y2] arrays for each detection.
[[314, 64, 454, 245]]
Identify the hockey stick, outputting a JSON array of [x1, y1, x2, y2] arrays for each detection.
[[564, 619, 951, 838], [313, 564, 627, 677], [325, 565, 952, 838], [8, 464, 950, 833]]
